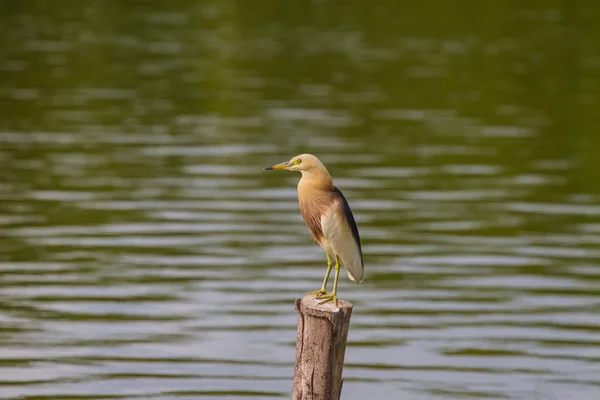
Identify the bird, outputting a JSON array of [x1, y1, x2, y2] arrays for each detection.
[[263, 154, 364, 306]]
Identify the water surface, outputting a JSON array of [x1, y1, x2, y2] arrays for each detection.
[[1, 2, 600, 399]]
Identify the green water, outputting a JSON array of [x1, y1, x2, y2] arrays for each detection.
[[1, 1, 600, 399]]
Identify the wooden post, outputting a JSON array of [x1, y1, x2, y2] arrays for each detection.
[[292, 294, 354, 400]]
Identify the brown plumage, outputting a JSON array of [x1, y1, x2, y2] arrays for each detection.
[[298, 178, 333, 247], [264, 153, 365, 305]]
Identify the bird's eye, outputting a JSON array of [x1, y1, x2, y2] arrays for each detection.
[[294, 159, 302, 165]]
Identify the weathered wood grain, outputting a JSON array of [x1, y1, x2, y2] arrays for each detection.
[[292, 295, 353, 400]]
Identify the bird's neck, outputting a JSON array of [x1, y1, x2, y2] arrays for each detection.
[[299, 170, 334, 191]]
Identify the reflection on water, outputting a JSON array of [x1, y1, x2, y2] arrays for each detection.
[[1, 1, 600, 399]]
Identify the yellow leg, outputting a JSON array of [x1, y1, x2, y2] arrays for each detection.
[[318, 256, 340, 307], [308, 254, 332, 298]]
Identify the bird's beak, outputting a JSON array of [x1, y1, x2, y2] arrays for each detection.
[[263, 161, 292, 171]]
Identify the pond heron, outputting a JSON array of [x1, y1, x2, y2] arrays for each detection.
[[264, 154, 364, 306]]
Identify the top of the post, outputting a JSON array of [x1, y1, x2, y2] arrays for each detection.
[[295, 294, 353, 321]]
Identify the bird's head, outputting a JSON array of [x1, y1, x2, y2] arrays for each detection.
[[263, 154, 325, 173]]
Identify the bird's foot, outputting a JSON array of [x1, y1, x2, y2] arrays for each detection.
[[317, 293, 338, 307], [308, 289, 327, 299]]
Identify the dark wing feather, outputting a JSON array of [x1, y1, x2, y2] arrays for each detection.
[[333, 186, 363, 266]]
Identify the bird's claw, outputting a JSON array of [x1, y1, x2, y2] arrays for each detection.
[[317, 293, 338, 307], [308, 289, 327, 299]]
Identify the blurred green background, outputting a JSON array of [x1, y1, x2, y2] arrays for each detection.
[[1, 1, 599, 400]]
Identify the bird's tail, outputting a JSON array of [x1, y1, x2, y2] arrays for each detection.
[[346, 262, 365, 283]]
